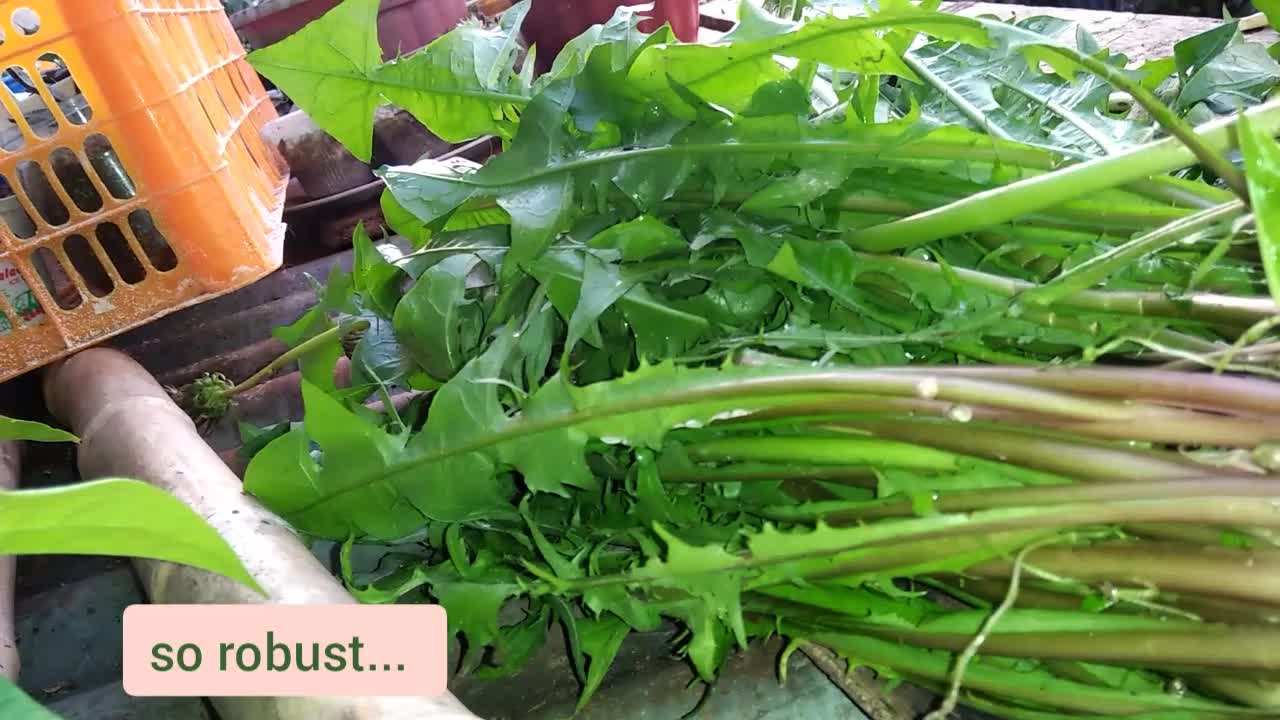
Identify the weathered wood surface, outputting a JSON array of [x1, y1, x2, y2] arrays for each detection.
[[945, 1, 1278, 60], [699, 0, 1279, 61]]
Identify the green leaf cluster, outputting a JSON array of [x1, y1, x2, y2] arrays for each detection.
[[245, 0, 1280, 715]]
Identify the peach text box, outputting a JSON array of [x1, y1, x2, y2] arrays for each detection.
[[122, 604, 447, 697]]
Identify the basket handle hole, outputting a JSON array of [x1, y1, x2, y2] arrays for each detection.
[[17, 160, 68, 226], [30, 247, 80, 310], [85, 134, 136, 200], [97, 223, 146, 285], [64, 234, 113, 298], [51, 148, 103, 213], [128, 210, 178, 272], [0, 174, 36, 239], [12, 8, 39, 37], [38, 53, 91, 126]]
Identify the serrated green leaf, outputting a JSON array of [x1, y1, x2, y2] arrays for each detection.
[[502, 376, 597, 496], [587, 215, 687, 261], [248, 0, 531, 160], [474, 605, 550, 680], [246, 387, 423, 540], [574, 614, 632, 710]]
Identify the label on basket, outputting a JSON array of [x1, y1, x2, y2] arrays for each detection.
[[0, 259, 45, 336], [122, 604, 448, 698]]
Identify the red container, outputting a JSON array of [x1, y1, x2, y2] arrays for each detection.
[[523, 0, 700, 73], [230, 0, 467, 59]]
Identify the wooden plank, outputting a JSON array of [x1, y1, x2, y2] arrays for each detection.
[[944, 1, 1278, 60], [698, 0, 1278, 61]]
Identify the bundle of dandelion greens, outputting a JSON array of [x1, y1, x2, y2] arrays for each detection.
[[238, 0, 1280, 716]]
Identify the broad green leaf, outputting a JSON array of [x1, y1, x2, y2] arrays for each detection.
[[501, 376, 596, 496], [246, 386, 423, 540], [248, 0, 382, 159], [629, 11, 907, 112], [1239, 112, 1280, 302], [741, 163, 852, 212], [351, 223, 404, 319], [1176, 38, 1280, 113], [721, 0, 800, 43], [586, 215, 687, 260], [246, 363, 810, 529], [380, 188, 509, 249], [0, 479, 261, 593], [350, 314, 414, 387], [564, 253, 635, 357], [391, 333, 520, 522], [621, 284, 710, 360], [237, 420, 291, 460], [0, 416, 75, 443], [637, 526, 748, 652], [393, 253, 485, 381], [248, 0, 531, 161], [527, 248, 708, 354], [1174, 22, 1238, 83], [903, 17, 1148, 156], [382, 118, 964, 270], [537, 5, 675, 131], [628, 4, 989, 113], [383, 83, 579, 274], [433, 576, 522, 660]]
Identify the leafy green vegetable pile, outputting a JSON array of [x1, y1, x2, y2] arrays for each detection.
[[244, 0, 1280, 716]]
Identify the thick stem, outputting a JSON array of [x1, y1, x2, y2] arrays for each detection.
[[762, 479, 1280, 525], [683, 436, 962, 472], [287, 368, 1149, 514], [862, 252, 1279, 327], [854, 364, 1280, 418], [935, 574, 1280, 626], [1192, 676, 1280, 710], [230, 319, 371, 396], [743, 531, 1055, 588], [820, 421, 1217, 482], [736, 395, 1274, 447], [1022, 201, 1246, 308], [968, 542, 1280, 608], [802, 629, 1255, 716], [831, 622, 1280, 673], [547, 496, 1280, 601], [845, 99, 1280, 251], [658, 462, 878, 486]]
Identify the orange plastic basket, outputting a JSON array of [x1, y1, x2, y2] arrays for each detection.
[[0, 0, 286, 383]]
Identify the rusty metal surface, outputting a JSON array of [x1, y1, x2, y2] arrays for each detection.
[[106, 248, 354, 390]]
